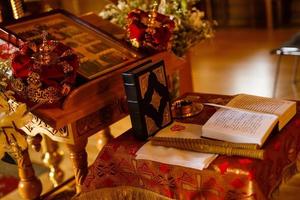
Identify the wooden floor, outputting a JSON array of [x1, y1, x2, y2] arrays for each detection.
[[3, 27, 300, 199], [191, 27, 300, 100]]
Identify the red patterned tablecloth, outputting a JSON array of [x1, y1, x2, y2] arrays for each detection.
[[82, 93, 300, 200]]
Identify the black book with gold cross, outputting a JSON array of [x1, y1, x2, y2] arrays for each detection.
[[122, 60, 173, 140]]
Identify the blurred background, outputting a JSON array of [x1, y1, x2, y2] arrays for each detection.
[[1, 0, 300, 28]]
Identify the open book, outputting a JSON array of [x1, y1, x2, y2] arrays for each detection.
[[202, 94, 296, 146]]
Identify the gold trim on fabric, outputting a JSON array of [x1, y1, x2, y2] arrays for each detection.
[[75, 186, 174, 200]]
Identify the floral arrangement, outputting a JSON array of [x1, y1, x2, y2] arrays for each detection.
[[99, 0, 216, 56]]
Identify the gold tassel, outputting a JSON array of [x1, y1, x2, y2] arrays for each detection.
[[151, 137, 265, 160], [74, 186, 173, 200]]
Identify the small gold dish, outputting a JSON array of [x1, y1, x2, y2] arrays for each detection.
[[171, 99, 204, 118]]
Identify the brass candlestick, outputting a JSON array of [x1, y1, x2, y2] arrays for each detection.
[[10, 0, 24, 19]]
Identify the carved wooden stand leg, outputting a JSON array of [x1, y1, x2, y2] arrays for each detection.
[[97, 127, 112, 150], [42, 135, 64, 187], [67, 138, 88, 194], [18, 149, 42, 200]]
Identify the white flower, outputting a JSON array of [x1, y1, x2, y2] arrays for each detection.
[[117, 1, 128, 10], [158, 0, 167, 14], [189, 10, 204, 29], [110, 18, 118, 24], [99, 11, 109, 19], [140, 4, 148, 11]]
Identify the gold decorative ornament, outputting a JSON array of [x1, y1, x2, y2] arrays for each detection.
[[126, 1, 175, 52], [10, 31, 79, 105]]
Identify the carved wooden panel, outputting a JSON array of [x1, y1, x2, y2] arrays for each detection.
[[75, 97, 128, 137]]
